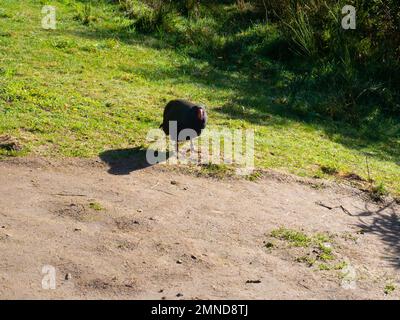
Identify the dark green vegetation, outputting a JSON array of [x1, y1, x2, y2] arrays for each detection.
[[0, 0, 399, 194]]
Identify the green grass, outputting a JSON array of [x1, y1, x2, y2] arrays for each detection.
[[318, 263, 331, 271], [0, 0, 399, 195], [270, 228, 338, 267], [384, 284, 396, 295], [370, 182, 389, 201], [270, 228, 312, 247], [296, 256, 316, 267], [89, 201, 104, 211], [198, 163, 235, 179]]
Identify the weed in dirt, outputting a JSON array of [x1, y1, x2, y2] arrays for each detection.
[[89, 202, 104, 211], [341, 232, 358, 242], [296, 255, 316, 267], [268, 228, 342, 271], [270, 228, 312, 247], [320, 165, 338, 175], [369, 183, 388, 202], [333, 261, 348, 270], [384, 284, 396, 295], [318, 263, 331, 271], [317, 243, 334, 262], [198, 163, 235, 179], [319, 261, 347, 271], [310, 183, 326, 190], [246, 171, 263, 181]]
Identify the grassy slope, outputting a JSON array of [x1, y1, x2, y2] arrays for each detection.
[[0, 0, 399, 195]]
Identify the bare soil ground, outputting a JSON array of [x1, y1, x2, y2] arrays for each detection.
[[0, 157, 399, 299]]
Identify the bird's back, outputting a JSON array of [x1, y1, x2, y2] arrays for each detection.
[[161, 99, 197, 136], [163, 99, 195, 120]]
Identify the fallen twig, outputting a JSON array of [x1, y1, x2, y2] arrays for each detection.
[[340, 205, 353, 216], [315, 201, 353, 216], [315, 201, 334, 210]]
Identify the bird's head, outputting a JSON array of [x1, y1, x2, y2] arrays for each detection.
[[194, 105, 207, 128]]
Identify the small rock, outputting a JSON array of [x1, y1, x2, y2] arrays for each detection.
[[191, 255, 197, 260], [137, 209, 143, 213], [133, 220, 140, 225], [170, 180, 178, 185], [176, 260, 183, 264], [159, 289, 164, 293], [265, 242, 274, 248], [65, 273, 72, 280], [161, 296, 166, 300], [183, 187, 188, 191], [322, 242, 332, 248], [176, 293, 183, 297], [74, 228, 81, 232]]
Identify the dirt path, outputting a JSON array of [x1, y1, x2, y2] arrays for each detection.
[[0, 157, 399, 299]]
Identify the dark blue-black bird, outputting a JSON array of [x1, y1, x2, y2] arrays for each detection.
[[160, 99, 207, 154]]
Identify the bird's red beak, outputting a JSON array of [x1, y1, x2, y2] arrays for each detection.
[[197, 108, 204, 121]]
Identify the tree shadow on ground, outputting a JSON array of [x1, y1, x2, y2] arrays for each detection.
[[99, 147, 169, 175], [354, 201, 400, 269]]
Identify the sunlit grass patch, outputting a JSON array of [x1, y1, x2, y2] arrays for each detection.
[[89, 201, 104, 211], [0, 0, 399, 196], [270, 227, 312, 247], [268, 227, 347, 271]]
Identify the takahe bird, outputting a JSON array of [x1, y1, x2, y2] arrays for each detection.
[[160, 99, 207, 155]]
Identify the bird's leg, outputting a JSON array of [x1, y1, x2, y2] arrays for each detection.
[[198, 141, 202, 165], [190, 139, 194, 153], [197, 141, 202, 165], [175, 140, 179, 160], [189, 139, 196, 163]]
